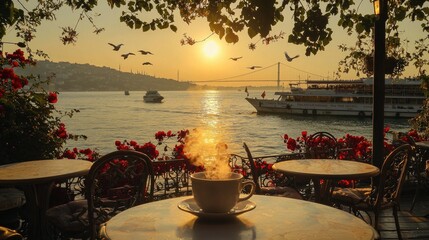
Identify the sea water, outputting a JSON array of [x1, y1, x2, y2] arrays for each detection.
[[56, 90, 410, 157]]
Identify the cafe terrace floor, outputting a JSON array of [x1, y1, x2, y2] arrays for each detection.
[[374, 187, 429, 239]]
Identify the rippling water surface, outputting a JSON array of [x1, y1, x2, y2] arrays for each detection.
[[56, 90, 411, 156]]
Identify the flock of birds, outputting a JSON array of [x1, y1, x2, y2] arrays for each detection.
[[108, 43, 153, 66], [109, 42, 300, 70], [230, 51, 300, 70]]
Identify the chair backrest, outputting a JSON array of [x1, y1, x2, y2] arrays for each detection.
[[374, 144, 412, 209], [86, 150, 155, 239], [305, 131, 338, 159], [242, 142, 263, 194]]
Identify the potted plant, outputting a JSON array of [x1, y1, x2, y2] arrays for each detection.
[[364, 55, 407, 75]]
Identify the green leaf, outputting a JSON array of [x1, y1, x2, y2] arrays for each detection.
[[126, 21, 134, 29], [225, 30, 237, 43], [247, 28, 257, 38], [142, 24, 150, 32], [218, 27, 225, 39], [355, 23, 364, 34], [135, 20, 142, 29], [394, 7, 406, 21]]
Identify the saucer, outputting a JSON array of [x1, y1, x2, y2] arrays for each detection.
[[177, 198, 256, 219]]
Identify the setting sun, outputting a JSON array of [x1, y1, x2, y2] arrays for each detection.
[[202, 40, 220, 58]]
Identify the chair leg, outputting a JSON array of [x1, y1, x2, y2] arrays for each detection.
[[373, 210, 378, 231], [409, 187, 419, 212], [393, 206, 403, 240], [409, 184, 419, 212]]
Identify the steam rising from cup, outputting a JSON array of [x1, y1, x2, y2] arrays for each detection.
[[184, 128, 231, 179]]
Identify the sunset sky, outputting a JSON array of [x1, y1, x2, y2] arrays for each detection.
[[3, 1, 427, 87]]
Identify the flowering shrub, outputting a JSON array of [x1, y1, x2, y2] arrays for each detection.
[[114, 129, 204, 175], [61, 147, 100, 161], [280, 129, 428, 188], [115, 129, 190, 160], [282, 128, 412, 163], [0, 49, 96, 164], [336, 134, 372, 162]]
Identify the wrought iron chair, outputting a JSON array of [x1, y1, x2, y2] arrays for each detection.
[[305, 131, 339, 159], [45, 150, 155, 240], [331, 144, 412, 239], [395, 134, 429, 212], [241, 143, 303, 199]]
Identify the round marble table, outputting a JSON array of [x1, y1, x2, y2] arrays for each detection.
[[273, 159, 380, 204], [101, 195, 378, 240], [416, 141, 429, 149], [0, 159, 92, 239]]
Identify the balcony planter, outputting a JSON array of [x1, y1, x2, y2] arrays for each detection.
[[364, 55, 405, 74]]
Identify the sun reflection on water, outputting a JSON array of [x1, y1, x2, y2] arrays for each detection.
[[201, 90, 220, 128], [182, 90, 232, 179]]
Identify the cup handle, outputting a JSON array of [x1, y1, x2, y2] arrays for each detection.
[[238, 180, 256, 202]]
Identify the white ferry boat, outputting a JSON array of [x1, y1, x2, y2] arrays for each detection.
[[246, 78, 425, 118], [143, 90, 164, 103]]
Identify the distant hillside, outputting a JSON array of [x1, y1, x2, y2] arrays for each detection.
[[17, 60, 198, 91]]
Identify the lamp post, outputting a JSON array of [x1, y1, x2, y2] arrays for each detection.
[[372, 0, 388, 169]]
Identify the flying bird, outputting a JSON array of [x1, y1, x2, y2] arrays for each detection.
[[121, 53, 135, 59], [247, 66, 262, 70], [138, 50, 153, 55], [108, 43, 124, 51], [284, 51, 300, 62], [230, 57, 242, 61], [142, 62, 153, 65]]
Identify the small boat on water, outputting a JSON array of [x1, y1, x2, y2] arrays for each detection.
[[246, 78, 425, 118], [143, 90, 164, 103]]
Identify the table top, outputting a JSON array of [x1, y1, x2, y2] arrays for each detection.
[[416, 141, 429, 149], [273, 159, 380, 179], [0, 159, 92, 184], [102, 195, 377, 240]]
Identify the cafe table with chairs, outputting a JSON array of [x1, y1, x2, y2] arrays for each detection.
[[272, 159, 380, 204], [0, 159, 93, 239], [100, 195, 378, 240]]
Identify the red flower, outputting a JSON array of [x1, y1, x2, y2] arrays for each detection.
[[301, 131, 307, 138], [117, 144, 130, 150], [167, 130, 175, 137], [177, 129, 189, 143], [283, 134, 289, 143], [130, 140, 138, 146], [384, 125, 390, 133], [155, 131, 167, 142], [48, 92, 58, 103], [55, 123, 68, 139], [286, 138, 297, 151], [115, 140, 121, 146], [135, 142, 159, 159], [173, 144, 186, 159], [62, 149, 77, 159], [11, 78, 22, 90], [79, 148, 93, 155]]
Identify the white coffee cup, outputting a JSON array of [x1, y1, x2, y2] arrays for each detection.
[[191, 172, 256, 213]]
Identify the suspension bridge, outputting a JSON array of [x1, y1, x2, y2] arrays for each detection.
[[190, 62, 331, 88]]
